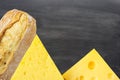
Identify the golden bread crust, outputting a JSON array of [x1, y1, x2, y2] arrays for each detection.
[[0, 9, 36, 80]]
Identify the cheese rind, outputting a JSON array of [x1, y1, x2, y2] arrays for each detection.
[[63, 49, 120, 80], [11, 35, 64, 80]]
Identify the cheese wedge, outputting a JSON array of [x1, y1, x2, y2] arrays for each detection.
[[63, 49, 119, 80], [11, 35, 64, 80]]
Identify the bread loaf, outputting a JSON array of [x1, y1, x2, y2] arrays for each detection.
[[0, 9, 36, 80]]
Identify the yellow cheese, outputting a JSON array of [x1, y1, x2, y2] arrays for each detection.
[[63, 49, 120, 80], [11, 35, 64, 80]]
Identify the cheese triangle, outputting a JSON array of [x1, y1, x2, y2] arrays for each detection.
[[63, 49, 119, 80], [11, 35, 64, 80]]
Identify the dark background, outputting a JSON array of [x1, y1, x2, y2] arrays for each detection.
[[0, 0, 120, 77]]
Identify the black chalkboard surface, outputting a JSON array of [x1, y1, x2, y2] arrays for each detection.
[[0, 0, 120, 77]]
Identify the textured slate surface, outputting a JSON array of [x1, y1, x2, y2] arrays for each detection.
[[0, 0, 120, 77]]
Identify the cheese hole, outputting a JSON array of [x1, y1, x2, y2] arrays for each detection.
[[64, 78, 66, 80], [88, 61, 95, 70], [108, 73, 114, 79], [79, 75, 84, 80], [24, 71, 26, 75]]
